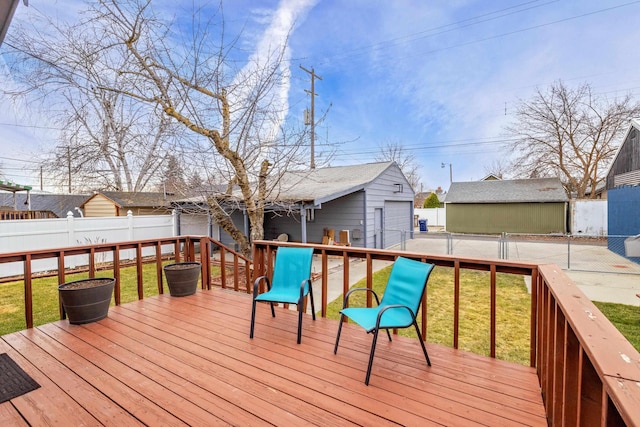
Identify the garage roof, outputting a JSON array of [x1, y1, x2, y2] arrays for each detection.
[[271, 161, 397, 205], [446, 178, 567, 203], [176, 161, 406, 208]]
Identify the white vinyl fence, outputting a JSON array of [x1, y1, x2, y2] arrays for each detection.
[[570, 200, 607, 236], [414, 207, 446, 228], [0, 211, 178, 278]]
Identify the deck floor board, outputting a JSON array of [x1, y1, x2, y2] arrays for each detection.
[[1, 288, 547, 426]]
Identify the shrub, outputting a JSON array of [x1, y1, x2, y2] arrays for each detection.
[[423, 192, 440, 208]]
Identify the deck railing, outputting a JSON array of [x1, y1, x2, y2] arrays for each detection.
[[0, 235, 251, 329], [1, 237, 639, 425], [252, 240, 539, 361], [535, 265, 640, 426], [252, 240, 640, 427]]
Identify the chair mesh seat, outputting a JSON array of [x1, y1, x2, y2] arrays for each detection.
[[255, 290, 300, 304], [340, 307, 415, 332]]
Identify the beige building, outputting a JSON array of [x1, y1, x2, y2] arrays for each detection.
[[81, 192, 175, 217]]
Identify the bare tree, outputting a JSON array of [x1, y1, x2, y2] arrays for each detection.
[[4, 11, 176, 192], [160, 154, 187, 196], [375, 140, 421, 190], [3, 0, 310, 255], [506, 81, 640, 198], [94, 0, 310, 255]]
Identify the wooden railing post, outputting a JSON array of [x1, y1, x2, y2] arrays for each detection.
[[113, 245, 121, 305], [58, 251, 66, 319], [453, 260, 460, 349], [136, 243, 143, 299], [24, 254, 33, 329], [200, 237, 211, 290], [155, 243, 163, 294], [89, 247, 96, 278], [321, 249, 328, 317], [490, 264, 497, 358]]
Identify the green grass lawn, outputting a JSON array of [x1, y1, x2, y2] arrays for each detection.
[[593, 300, 640, 351], [327, 265, 640, 365], [0, 262, 214, 336]]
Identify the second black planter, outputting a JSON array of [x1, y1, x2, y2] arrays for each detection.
[[164, 262, 201, 297]]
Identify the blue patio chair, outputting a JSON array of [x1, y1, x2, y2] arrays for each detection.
[[334, 256, 435, 385], [250, 246, 315, 344]]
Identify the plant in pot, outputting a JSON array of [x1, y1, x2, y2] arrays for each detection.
[[164, 262, 201, 297], [58, 277, 115, 324]]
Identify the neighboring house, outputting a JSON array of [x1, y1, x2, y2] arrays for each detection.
[[605, 118, 640, 194], [481, 173, 502, 181], [81, 191, 175, 217], [0, 191, 89, 218], [414, 186, 445, 208], [0, 180, 88, 219], [187, 162, 415, 250], [604, 118, 640, 261], [445, 178, 568, 234]]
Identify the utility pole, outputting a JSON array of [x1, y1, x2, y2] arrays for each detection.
[[441, 162, 453, 184], [300, 65, 322, 169]]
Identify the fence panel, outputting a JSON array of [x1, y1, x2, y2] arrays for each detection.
[[414, 207, 446, 227], [0, 213, 176, 278]]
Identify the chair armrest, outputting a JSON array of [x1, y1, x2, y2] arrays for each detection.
[[375, 304, 415, 328], [298, 278, 311, 303], [253, 275, 271, 298], [342, 287, 381, 308]]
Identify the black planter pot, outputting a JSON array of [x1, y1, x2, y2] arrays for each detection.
[[164, 262, 201, 297], [58, 278, 115, 325]]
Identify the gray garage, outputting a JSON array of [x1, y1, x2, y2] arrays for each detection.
[[203, 162, 413, 249]]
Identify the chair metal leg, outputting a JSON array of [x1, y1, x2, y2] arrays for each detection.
[[297, 306, 303, 344], [269, 302, 276, 317], [309, 283, 316, 321], [250, 298, 257, 339], [413, 321, 431, 366], [334, 313, 345, 354], [385, 328, 392, 341], [365, 328, 380, 386]]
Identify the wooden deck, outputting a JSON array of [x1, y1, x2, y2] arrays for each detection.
[[0, 289, 547, 426]]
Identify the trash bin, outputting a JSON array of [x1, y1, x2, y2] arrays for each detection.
[[418, 219, 428, 232]]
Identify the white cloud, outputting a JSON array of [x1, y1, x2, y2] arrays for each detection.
[[231, 0, 318, 146]]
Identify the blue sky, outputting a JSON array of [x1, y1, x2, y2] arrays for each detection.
[[2, 0, 640, 192]]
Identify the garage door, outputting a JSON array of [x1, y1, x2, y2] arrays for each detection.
[[384, 201, 411, 248]]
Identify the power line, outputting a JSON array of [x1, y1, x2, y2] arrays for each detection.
[[312, 1, 640, 68], [318, 0, 557, 64], [0, 155, 42, 164], [0, 121, 63, 131]]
